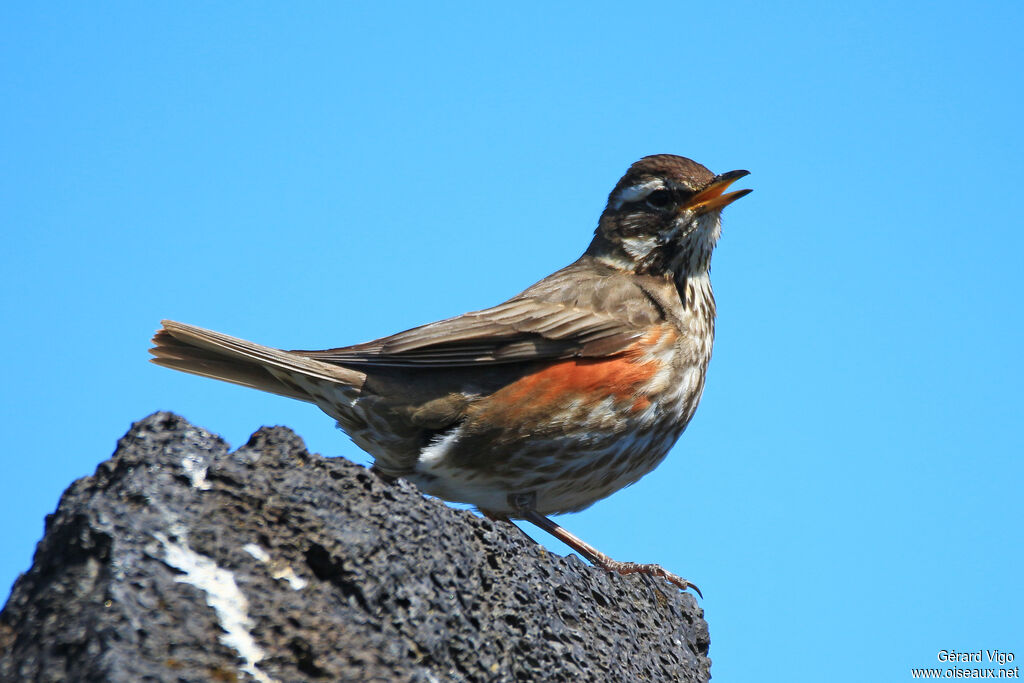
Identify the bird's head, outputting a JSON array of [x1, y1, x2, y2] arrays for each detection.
[[588, 154, 751, 277]]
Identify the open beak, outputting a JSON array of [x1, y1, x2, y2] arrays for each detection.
[[681, 170, 752, 214]]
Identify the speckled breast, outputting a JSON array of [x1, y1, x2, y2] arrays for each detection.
[[410, 323, 710, 515]]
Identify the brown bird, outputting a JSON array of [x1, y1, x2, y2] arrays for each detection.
[[150, 154, 750, 595]]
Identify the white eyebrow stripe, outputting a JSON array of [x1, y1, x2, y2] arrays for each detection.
[[612, 179, 664, 210]]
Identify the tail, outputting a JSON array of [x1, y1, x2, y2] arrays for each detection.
[[150, 320, 366, 402]]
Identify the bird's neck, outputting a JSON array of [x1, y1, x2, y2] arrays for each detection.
[[585, 233, 712, 287], [678, 268, 716, 324], [584, 234, 716, 331]]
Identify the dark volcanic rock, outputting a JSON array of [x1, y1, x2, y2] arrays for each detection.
[[0, 412, 711, 682]]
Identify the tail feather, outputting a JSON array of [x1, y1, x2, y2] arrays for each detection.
[[150, 320, 366, 402]]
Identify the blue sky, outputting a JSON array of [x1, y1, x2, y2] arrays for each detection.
[[2, 3, 1021, 680]]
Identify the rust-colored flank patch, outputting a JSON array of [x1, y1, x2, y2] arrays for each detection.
[[479, 328, 669, 423]]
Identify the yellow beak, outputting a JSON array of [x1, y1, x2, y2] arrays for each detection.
[[681, 170, 752, 213]]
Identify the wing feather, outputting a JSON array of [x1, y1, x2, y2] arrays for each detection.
[[300, 261, 668, 368]]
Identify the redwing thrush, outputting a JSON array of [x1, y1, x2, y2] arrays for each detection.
[[151, 154, 751, 595]]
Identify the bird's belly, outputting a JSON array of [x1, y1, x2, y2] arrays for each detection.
[[411, 361, 706, 515]]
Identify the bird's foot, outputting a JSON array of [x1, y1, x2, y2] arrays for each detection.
[[590, 557, 702, 597], [518, 508, 702, 597]]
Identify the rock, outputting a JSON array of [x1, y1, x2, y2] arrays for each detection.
[[0, 412, 711, 682]]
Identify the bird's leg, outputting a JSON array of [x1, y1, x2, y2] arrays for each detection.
[[518, 509, 702, 597], [480, 508, 540, 546]]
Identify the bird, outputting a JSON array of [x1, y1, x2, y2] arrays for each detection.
[[150, 154, 751, 596]]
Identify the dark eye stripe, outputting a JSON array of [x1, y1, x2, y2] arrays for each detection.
[[645, 189, 672, 209]]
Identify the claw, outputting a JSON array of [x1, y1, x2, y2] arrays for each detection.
[[678, 578, 703, 599], [610, 562, 702, 597]]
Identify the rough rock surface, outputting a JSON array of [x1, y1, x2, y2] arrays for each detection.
[[0, 412, 711, 682]]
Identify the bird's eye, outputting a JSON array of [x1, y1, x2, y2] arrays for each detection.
[[645, 189, 672, 209]]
